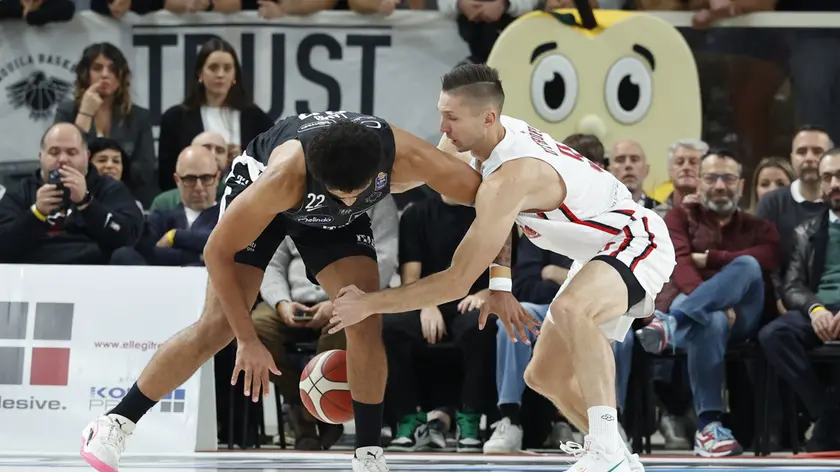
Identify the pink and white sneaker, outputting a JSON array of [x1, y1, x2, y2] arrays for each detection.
[[80, 414, 135, 472]]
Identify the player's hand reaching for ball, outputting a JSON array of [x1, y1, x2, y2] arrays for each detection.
[[329, 285, 373, 333], [479, 291, 541, 344], [232, 340, 281, 403]]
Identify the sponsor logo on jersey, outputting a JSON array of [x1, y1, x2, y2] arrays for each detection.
[[374, 172, 387, 191], [296, 215, 334, 225]]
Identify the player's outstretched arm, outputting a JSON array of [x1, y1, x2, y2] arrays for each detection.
[[390, 128, 482, 205], [330, 173, 524, 329], [204, 142, 305, 344]]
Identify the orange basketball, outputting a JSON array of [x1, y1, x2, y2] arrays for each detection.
[[299, 349, 353, 424]]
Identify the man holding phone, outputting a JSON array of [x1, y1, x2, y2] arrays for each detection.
[[250, 194, 399, 450]]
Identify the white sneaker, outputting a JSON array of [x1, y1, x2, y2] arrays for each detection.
[[483, 418, 523, 454], [352, 446, 389, 472], [560, 436, 633, 472], [625, 451, 645, 472], [80, 414, 135, 472]]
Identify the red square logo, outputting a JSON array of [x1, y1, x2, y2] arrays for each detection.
[[30, 347, 70, 386]]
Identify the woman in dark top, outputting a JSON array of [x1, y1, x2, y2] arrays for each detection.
[[54, 42, 157, 207], [157, 38, 274, 192]]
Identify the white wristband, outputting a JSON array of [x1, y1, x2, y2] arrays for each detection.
[[489, 277, 512, 292]]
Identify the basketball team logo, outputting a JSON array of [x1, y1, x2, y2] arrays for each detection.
[[0, 302, 74, 386], [1, 54, 75, 121]]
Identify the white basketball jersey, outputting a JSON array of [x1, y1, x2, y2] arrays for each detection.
[[474, 115, 638, 262]]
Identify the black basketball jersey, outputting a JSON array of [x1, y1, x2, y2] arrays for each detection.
[[243, 111, 396, 230]]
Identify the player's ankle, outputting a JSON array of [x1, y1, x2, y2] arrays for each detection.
[[352, 400, 384, 450], [106, 382, 158, 424], [587, 406, 623, 452]]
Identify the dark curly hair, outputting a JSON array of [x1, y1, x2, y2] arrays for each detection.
[[306, 121, 384, 193]]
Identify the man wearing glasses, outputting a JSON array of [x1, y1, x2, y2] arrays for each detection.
[[635, 150, 780, 457], [119, 144, 221, 266]]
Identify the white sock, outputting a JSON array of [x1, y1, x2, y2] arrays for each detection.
[[587, 406, 623, 453]]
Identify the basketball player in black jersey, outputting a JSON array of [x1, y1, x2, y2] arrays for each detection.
[[80, 111, 483, 472]]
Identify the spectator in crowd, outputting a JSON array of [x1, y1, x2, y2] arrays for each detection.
[[610, 139, 659, 209], [0, 123, 143, 264], [151, 131, 229, 212], [54, 42, 157, 207], [758, 148, 840, 453], [158, 38, 273, 192], [653, 139, 707, 218], [383, 192, 495, 453], [87, 137, 144, 212], [112, 145, 221, 266], [637, 150, 780, 457], [252, 195, 399, 450], [88, 137, 126, 183], [485, 236, 574, 454], [438, 0, 539, 64], [563, 133, 606, 169], [0, 0, 75, 25], [749, 157, 794, 211], [758, 127, 831, 280]]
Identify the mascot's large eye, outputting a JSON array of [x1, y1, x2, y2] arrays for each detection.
[[604, 57, 652, 125], [530, 54, 578, 123]]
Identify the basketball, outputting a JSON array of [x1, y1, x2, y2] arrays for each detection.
[[299, 349, 353, 424]]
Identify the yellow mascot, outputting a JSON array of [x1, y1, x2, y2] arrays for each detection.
[[486, 5, 701, 200]]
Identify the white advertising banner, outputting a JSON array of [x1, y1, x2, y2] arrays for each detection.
[[0, 265, 215, 453], [0, 11, 468, 165], [127, 11, 468, 142]]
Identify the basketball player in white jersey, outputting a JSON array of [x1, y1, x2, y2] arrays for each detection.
[[330, 64, 676, 472]]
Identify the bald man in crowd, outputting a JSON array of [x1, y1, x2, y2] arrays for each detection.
[[610, 139, 659, 209], [112, 145, 221, 266], [0, 123, 143, 264], [150, 132, 229, 212]]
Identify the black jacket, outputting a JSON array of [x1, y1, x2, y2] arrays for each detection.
[[512, 237, 574, 305], [783, 209, 831, 315], [0, 165, 144, 264]]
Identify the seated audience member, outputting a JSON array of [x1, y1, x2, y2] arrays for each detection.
[[384, 192, 495, 453], [564, 133, 606, 169], [113, 145, 220, 266], [54, 42, 157, 206], [150, 131, 229, 213], [0, 123, 143, 264], [252, 195, 399, 450], [484, 236, 573, 453], [637, 150, 780, 457], [88, 137, 144, 212], [758, 149, 840, 452], [158, 38, 272, 191], [758, 128, 830, 308], [749, 157, 794, 211], [654, 139, 706, 217], [610, 139, 660, 208]]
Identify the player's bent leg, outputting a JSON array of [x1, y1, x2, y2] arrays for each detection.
[[540, 258, 640, 472], [80, 263, 264, 472], [314, 255, 388, 471], [524, 324, 588, 432]]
